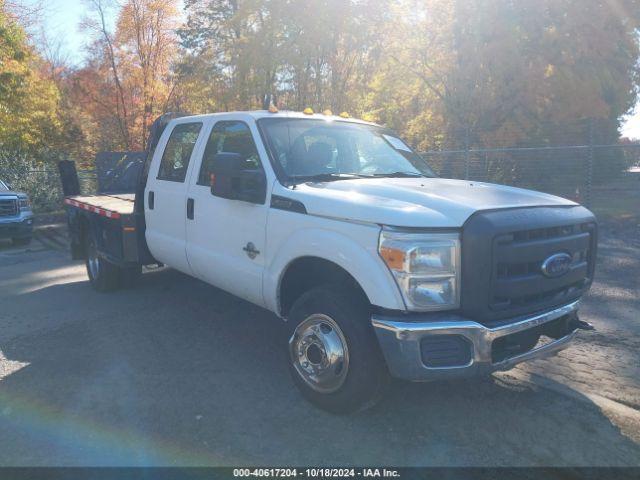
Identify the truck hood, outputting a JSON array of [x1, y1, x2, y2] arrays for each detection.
[[0, 192, 25, 197], [284, 177, 576, 228]]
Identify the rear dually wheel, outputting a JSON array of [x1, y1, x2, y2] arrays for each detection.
[[85, 233, 122, 292]]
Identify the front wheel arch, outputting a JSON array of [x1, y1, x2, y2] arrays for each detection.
[[278, 256, 370, 318]]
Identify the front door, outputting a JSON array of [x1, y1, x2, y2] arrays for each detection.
[[145, 121, 204, 274], [186, 120, 270, 307]]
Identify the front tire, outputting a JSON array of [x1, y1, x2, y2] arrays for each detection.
[[85, 233, 121, 292], [287, 285, 389, 413]]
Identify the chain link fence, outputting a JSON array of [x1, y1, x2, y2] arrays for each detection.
[[421, 118, 640, 218], [0, 164, 97, 213]]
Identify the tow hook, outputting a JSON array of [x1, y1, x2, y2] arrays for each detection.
[[571, 318, 595, 331]]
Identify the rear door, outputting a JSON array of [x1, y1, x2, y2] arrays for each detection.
[[185, 119, 270, 307], [145, 121, 204, 274]]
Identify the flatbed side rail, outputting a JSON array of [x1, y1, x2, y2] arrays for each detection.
[[64, 198, 122, 219]]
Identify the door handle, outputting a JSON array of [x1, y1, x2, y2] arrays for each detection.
[[187, 198, 194, 220], [148, 191, 154, 210], [243, 242, 260, 259]]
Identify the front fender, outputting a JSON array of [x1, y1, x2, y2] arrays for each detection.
[[263, 224, 406, 315]]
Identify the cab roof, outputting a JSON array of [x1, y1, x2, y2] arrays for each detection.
[[175, 110, 379, 127]]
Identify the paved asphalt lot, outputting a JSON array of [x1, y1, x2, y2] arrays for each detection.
[[0, 222, 638, 466]]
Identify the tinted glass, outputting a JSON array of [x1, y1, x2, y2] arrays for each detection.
[[197, 121, 261, 186], [157, 122, 203, 182]]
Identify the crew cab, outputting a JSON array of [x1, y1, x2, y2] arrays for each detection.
[[61, 110, 597, 412], [0, 179, 33, 246]]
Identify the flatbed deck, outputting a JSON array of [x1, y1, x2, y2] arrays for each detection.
[[64, 194, 135, 219]]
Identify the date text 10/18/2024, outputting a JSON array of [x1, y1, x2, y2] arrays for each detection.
[[233, 468, 401, 478]]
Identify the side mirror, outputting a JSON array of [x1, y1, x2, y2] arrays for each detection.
[[210, 152, 267, 204]]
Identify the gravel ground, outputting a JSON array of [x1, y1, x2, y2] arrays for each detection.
[[0, 220, 638, 466]]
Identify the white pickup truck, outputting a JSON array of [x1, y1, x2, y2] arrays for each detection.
[[62, 110, 597, 412]]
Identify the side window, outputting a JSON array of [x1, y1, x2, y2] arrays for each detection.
[[157, 122, 203, 182], [197, 121, 261, 186]]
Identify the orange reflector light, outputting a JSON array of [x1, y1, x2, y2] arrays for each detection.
[[268, 104, 279, 113], [303, 107, 314, 115], [123, 227, 136, 232], [379, 245, 406, 271]]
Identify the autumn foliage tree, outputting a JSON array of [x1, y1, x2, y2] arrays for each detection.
[[4, 0, 640, 167], [364, 0, 640, 151], [74, 0, 179, 152], [0, 0, 64, 159], [176, 0, 390, 113]]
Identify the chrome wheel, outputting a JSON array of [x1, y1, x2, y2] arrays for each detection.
[[289, 314, 349, 393], [87, 238, 100, 279]]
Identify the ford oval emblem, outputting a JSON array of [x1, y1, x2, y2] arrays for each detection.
[[541, 253, 573, 278]]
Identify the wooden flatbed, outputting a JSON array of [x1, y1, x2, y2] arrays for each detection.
[[63, 193, 146, 266], [64, 194, 135, 219]]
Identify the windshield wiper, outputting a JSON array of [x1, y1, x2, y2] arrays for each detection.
[[287, 173, 366, 185], [364, 171, 426, 178]]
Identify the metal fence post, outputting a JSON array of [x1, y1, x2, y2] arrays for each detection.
[[58, 160, 81, 196], [464, 126, 470, 180], [586, 118, 594, 208]]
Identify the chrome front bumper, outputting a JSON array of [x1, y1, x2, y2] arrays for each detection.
[[372, 300, 580, 381], [0, 211, 33, 239]]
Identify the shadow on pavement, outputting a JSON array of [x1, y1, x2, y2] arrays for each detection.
[[0, 267, 639, 466]]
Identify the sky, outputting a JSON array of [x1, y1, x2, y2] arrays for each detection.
[[621, 107, 640, 139], [17, 0, 640, 139], [21, 0, 112, 65]]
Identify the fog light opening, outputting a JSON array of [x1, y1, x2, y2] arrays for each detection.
[[420, 335, 473, 368]]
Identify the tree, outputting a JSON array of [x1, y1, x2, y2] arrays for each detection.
[[78, 0, 180, 151], [116, 0, 179, 148], [176, 0, 388, 113], [0, 0, 63, 159], [365, 0, 640, 151]]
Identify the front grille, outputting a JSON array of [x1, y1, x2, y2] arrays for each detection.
[[491, 222, 596, 312], [461, 206, 597, 324], [0, 198, 18, 217]]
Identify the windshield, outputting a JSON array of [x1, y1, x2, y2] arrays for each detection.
[[259, 118, 436, 182], [0, 180, 8, 191]]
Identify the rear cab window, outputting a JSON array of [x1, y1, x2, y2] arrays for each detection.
[[157, 122, 203, 182]]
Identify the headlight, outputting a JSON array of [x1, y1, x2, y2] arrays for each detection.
[[379, 230, 460, 311], [19, 197, 31, 211]]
